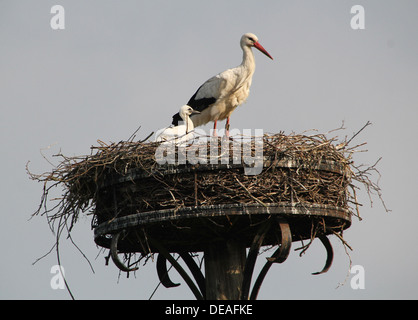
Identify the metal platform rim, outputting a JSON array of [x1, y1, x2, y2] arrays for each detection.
[[94, 202, 351, 240]]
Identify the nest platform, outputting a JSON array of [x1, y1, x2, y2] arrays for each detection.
[[88, 134, 352, 254], [31, 131, 377, 300], [93, 162, 351, 254]]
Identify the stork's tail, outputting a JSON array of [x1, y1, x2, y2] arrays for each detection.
[[172, 112, 182, 126]]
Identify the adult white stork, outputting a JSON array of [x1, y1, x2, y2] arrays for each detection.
[[156, 105, 200, 143], [172, 33, 273, 135]]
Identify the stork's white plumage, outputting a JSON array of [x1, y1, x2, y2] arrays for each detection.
[[172, 33, 273, 135], [156, 105, 200, 143]]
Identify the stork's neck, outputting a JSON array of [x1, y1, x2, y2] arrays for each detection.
[[241, 45, 256, 73], [185, 116, 194, 133]]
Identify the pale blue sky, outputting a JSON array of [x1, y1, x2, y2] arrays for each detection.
[[1, 0, 417, 299]]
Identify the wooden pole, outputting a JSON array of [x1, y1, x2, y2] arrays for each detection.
[[204, 239, 246, 300]]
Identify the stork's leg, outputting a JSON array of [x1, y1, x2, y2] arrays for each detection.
[[225, 117, 230, 137], [213, 120, 218, 137]]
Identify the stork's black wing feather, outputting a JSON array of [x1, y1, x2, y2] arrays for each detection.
[[186, 84, 218, 111], [171, 84, 217, 125]]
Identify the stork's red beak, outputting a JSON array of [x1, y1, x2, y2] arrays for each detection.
[[254, 41, 273, 60]]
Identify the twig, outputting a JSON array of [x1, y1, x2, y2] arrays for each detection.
[[234, 176, 266, 207], [346, 121, 372, 147], [127, 126, 141, 142]]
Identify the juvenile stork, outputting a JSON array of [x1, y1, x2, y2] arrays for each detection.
[[156, 105, 200, 143], [172, 33, 273, 136]]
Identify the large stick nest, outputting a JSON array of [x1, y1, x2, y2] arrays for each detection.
[[28, 124, 386, 238]]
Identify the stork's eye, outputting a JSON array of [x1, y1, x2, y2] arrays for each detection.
[[248, 37, 255, 42]]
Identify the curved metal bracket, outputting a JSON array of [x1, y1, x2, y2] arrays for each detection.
[[156, 251, 206, 298], [110, 231, 139, 272], [178, 252, 206, 297], [157, 253, 180, 288], [312, 235, 333, 275], [250, 217, 292, 300], [240, 220, 272, 300], [266, 217, 292, 263], [150, 237, 204, 300]]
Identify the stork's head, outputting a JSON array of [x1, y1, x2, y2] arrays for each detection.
[[179, 105, 200, 120], [241, 33, 273, 60]]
